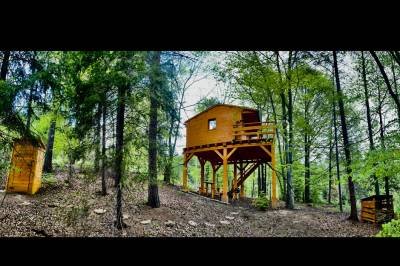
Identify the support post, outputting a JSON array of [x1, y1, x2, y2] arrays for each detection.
[[199, 158, 205, 194], [212, 164, 216, 199], [222, 148, 228, 203], [271, 144, 277, 208], [182, 154, 188, 192], [240, 161, 244, 198], [233, 161, 238, 200]]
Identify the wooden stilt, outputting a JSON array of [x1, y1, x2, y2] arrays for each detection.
[[233, 161, 238, 200], [182, 154, 188, 192], [239, 161, 244, 198], [199, 158, 205, 194], [271, 144, 277, 208], [211, 164, 216, 199], [222, 148, 228, 203]]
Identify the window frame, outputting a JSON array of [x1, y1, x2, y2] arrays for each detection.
[[208, 118, 217, 131]]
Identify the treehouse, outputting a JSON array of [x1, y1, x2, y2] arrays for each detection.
[[182, 104, 278, 207], [6, 138, 46, 195]]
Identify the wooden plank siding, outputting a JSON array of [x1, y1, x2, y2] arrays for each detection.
[[6, 139, 46, 195]]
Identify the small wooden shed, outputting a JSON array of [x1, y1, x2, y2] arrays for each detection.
[[6, 138, 46, 195], [360, 195, 395, 224]]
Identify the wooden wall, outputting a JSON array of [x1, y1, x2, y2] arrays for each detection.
[[6, 141, 45, 195], [186, 105, 253, 147]]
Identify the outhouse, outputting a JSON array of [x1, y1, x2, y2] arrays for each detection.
[[6, 138, 46, 195]]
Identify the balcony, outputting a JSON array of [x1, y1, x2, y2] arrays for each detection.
[[232, 121, 275, 142]]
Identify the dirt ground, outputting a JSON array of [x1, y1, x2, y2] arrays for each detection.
[[0, 171, 381, 237]]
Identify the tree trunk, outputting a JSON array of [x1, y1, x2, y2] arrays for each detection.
[[361, 52, 379, 195], [377, 88, 390, 200], [269, 94, 286, 198], [304, 88, 311, 204], [101, 102, 107, 196], [94, 103, 101, 173], [370, 51, 400, 123], [26, 87, 34, 129], [328, 119, 333, 204], [1, 51, 10, 80], [147, 51, 161, 208], [43, 119, 56, 173], [114, 85, 127, 230], [333, 88, 343, 212], [286, 52, 295, 209], [333, 51, 358, 221]]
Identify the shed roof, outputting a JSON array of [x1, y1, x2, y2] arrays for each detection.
[[184, 104, 259, 124]]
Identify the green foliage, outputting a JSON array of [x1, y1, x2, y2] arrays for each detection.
[[252, 192, 270, 211], [42, 173, 57, 186], [376, 219, 400, 237]]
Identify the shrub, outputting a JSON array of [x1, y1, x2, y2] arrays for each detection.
[[42, 173, 57, 186], [376, 219, 400, 237], [252, 192, 270, 211]]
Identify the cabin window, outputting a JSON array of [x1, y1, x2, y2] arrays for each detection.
[[208, 119, 217, 130]]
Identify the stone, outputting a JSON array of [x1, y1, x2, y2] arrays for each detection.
[[123, 214, 130, 220], [230, 212, 239, 215], [141, 220, 151, 224], [225, 216, 235, 220], [188, 220, 198, 226], [93, 208, 107, 214], [19, 201, 31, 206], [165, 220, 176, 227], [204, 222, 215, 227], [220, 220, 231, 225]]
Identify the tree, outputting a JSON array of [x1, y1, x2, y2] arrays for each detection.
[[147, 51, 161, 208], [333, 51, 358, 221]]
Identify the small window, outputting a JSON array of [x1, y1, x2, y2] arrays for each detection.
[[208, 118, 217, 130]]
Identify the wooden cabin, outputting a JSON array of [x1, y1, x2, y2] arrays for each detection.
[[6, 138, 46, 195], [360, 195, 395, 224], [182, 104, 277, 207]]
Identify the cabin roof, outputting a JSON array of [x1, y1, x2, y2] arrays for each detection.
[[184, 104, 259, 124]]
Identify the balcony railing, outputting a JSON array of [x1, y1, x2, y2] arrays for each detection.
[[232, 121, 275, 141]]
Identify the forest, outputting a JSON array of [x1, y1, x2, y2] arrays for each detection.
[[0, 50, 399, 237]]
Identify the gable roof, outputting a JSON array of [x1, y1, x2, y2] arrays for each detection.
[[184, 104, 259, 124]]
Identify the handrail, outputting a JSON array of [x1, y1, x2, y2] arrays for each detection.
[[232, 122, 275, 141]]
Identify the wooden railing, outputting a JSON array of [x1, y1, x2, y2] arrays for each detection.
[[232, 121, 275, 141]]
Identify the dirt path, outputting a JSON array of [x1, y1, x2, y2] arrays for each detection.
[[0, 171, 380, 237]]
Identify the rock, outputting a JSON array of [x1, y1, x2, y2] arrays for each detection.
[[93, 208, 107, 214], [47, 203, 59, 208], [220, 220, 231, 225], [165, 220, 175, 227], [230, 212, 239, 215], [205, 222, 215, 227], [225, 216, 235, 220], [141, 220, 151, 224], [188, 220, 198, 226], [123, 214, 130, 220], [19, 201, 31, 206]]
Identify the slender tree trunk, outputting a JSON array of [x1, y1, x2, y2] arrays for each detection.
[[370, 51, 400, 124], [361, 52, 379, 195], [114, 85, 127, 229], [269, 94, 286, 198], [286, 52, 295, 209], [304, 89, 311, 204], [1, 51, 10, 80], [328, 119, 333, 204], [333, 51, 358, 221], [101, 101, 107, 196], [26, 87, 34, 129], [333, 91, 343, 212], [147, 51, 161, 208], [43, 119, 56, 173], [377, 88, 390, 199], [94, 103, 101, 173]]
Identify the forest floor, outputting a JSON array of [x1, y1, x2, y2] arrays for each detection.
[[0, 170, 381, 237]]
